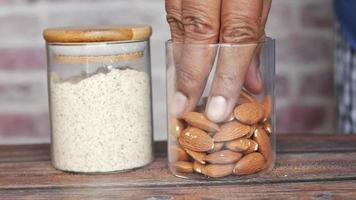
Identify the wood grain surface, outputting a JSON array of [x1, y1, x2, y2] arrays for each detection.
[[0, 134, 356, 199]]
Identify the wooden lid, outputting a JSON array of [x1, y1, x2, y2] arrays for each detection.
[[43, 25, 152, 43]]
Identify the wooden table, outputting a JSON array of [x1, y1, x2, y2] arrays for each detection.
[[1, 134, 356, 199]]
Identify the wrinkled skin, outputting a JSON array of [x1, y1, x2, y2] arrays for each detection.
[[166, 0, 272, 123]]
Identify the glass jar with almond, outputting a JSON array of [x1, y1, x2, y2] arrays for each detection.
[[166, 38, 275, 179]]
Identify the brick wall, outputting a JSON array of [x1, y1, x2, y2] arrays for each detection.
[[0, 0, 335, 144], [268, 0, 335, 133]]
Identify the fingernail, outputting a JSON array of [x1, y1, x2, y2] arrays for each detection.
[[206, 96, 227, 123], [172, 92, 187, 115]]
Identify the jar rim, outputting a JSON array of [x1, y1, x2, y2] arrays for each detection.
[[43, 25, 152, 43], [166, 37, 274, 47]]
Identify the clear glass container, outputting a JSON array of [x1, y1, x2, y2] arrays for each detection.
[[166, 38, 275, 179], [43, 26, 153, 173]]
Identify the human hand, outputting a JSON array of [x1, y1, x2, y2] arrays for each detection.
[[165, 0, 271, 123]]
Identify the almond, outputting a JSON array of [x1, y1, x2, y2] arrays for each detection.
[[261, 96, 272, 121], [205, 150, 242, 164], [263, 121, 272, 136], [238, 89, 256, 104], [253, 128, 272, 163], [213, 121, 250, 142], [234, 103, 265, 125], [178, 127, 214, 152], [185, 149, 206, 164], [169, 145, 189, 162], [174, 161, 193, 173], [233, 152, 265, 175], [243, 125, 257, 139], [181, 112, 220, 132], [201, 164, 234, 178], [170, 118, 185, 138], [207, 142, 224, 153], [193, 161, 204, 174], [226, 138, 253, 152], [243, 140, 259, 154]]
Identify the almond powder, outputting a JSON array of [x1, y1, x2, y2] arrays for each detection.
[[50, 67, 153, 173]]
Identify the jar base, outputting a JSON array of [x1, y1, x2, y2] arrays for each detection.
[[51, 158, 154, 174], [169, 161, 275, 181]]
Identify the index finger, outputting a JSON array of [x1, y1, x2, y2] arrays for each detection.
[[173, 0, 221, 115], [165, 0, 184, 42], [205, 0, 262, 122]]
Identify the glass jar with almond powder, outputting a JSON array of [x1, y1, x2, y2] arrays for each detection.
[[43, 26, 153, 173], [166, 38, 276, 179]]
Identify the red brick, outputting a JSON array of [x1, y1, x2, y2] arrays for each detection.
[[301, 1, 334, 29], [0, 48, 46, 70], [277, 36, 332, 64], [276, 105, 326, 133], [299, 68, 334, 97], [275, 74, 290, 98], [0, 113, 49, 138]]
